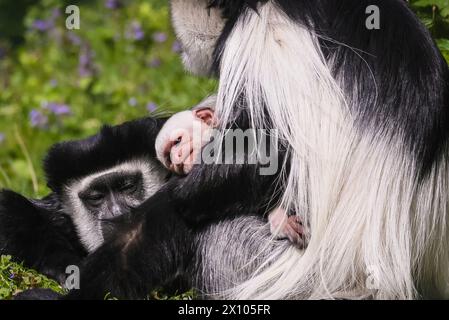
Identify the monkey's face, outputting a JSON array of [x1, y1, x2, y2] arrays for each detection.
[[63, 159, 167, 252], [78, 170, 145, 240], [156, 108, 216, 175], [170, 0, 225, 76]]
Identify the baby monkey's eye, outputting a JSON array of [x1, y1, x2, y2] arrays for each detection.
[[164, 135, 182, 166], [174, 136, 182, 145]]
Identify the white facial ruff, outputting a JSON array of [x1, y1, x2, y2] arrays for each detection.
[[62, 159, 167, 252]]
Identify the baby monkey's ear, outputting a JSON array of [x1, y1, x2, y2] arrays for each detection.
[[193, 108, 217, 127]]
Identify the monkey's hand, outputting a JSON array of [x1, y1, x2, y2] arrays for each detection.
[[268, 208, 310, 249]]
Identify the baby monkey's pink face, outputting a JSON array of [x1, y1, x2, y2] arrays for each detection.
[[155, 107, 216, 175]]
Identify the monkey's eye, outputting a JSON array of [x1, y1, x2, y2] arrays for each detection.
[[119, 181, 136, 193], [81, 193, 104, 206], [174, 136, 182, 145], [164, 136, 182, 166]]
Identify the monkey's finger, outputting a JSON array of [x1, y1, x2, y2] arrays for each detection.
[[287, 216, 303, 235]]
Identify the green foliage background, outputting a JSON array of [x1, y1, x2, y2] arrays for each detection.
[[0, 0, 448, 299]]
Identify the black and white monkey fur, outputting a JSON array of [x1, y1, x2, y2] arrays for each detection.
[[170, 0, 449, 299], [0, 95, 295, 297], [182, 0, 449, 299], [0, 117, 168, 283], [3, 0, 449, 299]]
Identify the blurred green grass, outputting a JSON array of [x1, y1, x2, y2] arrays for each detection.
[[0, 0, 448, 299]]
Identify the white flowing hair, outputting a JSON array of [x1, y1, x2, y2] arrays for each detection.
[[214, 1, 449, 299]]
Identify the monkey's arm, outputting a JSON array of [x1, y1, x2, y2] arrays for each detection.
[[168, 161, 277, 228], [57, 164, 278, 299], [0, 190, 87, 283], [61, 191, 193, 300]]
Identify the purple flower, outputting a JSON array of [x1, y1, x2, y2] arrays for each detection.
[[53, 105, 71, 115], [29, 110, 48, 128], [152, 32, 167, 43], [49, 79, 58, 87], [67, 32, 82, 46], [79, 50, 91, 66], [105, 0, 123, 9], [78, 46, 95, 77], [128, 97, 137, 107], [51, 8, 61, 19], [172, 41, 182, 54], [127, 22, 145, 41], [0, 133, 5, 144], [9, 273, 15, 279], [148, 58, 161, 68], [32, 19, 53, 32], [45, 102, 72, 116], [146, 102, 158, 113]]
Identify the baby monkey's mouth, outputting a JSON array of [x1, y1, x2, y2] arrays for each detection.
[[170, 162, 184, 175], [168, 147, 194, 175]]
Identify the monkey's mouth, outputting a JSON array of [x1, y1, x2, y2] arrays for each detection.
[[170, 149, 195, 175], [171, 162, 185, 175], [100, 219, 119, 242]]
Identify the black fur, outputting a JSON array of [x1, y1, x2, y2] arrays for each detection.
[[51, 107, 284, 299], [13, 288, 63, 300], [0, 191, 86, 283], [45, 117, 167, 194], [64, 191, 195, 299], [4, 105, 282, 299], [212, 0, 449, 175], [0, 117, 168, 287], [207, 0, 266, 19]]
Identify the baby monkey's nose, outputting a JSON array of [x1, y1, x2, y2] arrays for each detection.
[[170, 146, 184, 164], [171, 142, 191, 164]]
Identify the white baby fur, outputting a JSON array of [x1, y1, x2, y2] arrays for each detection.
[[62, 159, 166, 252], [212, 2, 449, 299], [155, 108, 215, 168]]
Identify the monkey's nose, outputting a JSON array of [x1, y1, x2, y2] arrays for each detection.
[[111, 204, 122, 217], [170, 146, 185, 164], [176, 148, 184, 162]]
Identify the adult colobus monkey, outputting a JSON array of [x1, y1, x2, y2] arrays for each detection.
[[171, 0, 449, 299], [0, 117, 168, 283]]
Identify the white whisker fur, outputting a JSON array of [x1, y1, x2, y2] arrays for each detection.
[[63, 159, 166, 252]]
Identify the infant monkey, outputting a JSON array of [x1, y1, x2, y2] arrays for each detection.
[[155, 98, 309, 248]]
